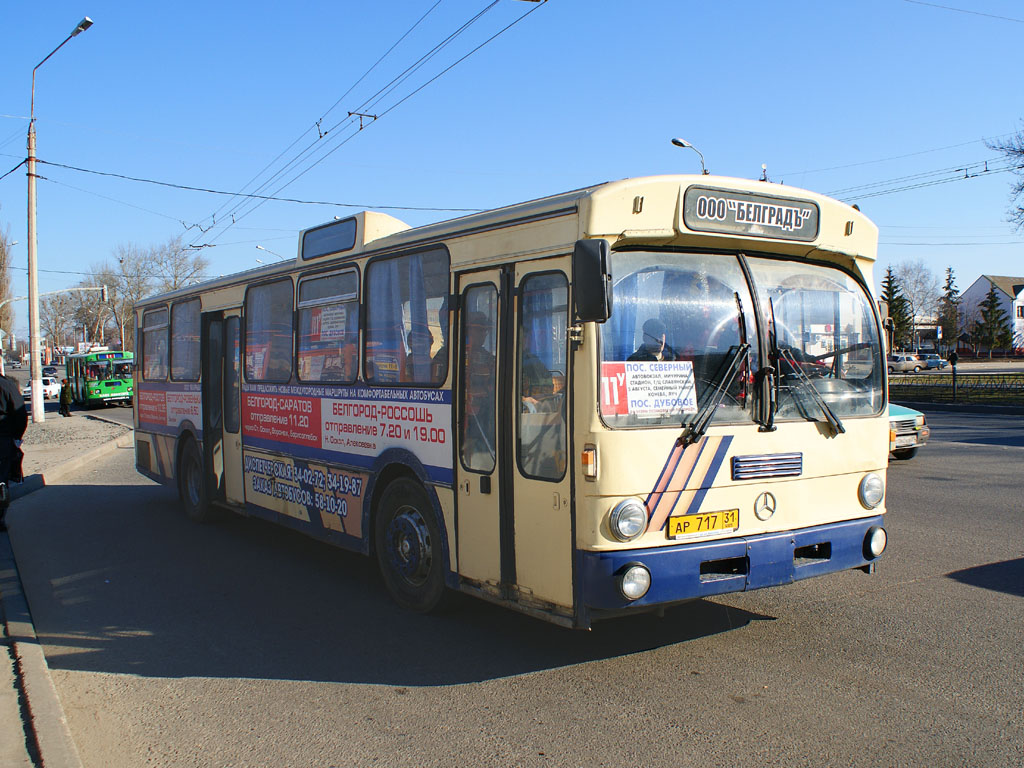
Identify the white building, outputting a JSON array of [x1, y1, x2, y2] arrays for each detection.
[[959, 275, 1024, 352]]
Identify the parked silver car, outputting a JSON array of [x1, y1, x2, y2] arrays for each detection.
[[887, 354, 921, 374], [915, 353, 947, 370]]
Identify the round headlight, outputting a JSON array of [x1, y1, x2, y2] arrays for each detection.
[[865, 526, 887, 558], [858, 473, 885, 509], [608, 499, 648, 542], [618, 563, 651, 600]]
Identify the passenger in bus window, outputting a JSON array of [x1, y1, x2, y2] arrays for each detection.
[[521, 325, 554, 412], [404, 326, 434, 383], [628, 318, 677, 362], [430, 300, 449, 383], [462, 312, 496, 462]]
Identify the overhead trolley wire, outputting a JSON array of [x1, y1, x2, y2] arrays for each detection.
[[203, 1, 504, 244], [204, 0, 447, 230], [33, 158, 482, 212], [194, 0, 545, 252]]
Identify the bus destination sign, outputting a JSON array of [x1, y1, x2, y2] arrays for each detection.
[[682, 186, 820, 242]]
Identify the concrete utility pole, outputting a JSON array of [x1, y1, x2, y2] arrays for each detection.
[[26, 16, 93, 423]]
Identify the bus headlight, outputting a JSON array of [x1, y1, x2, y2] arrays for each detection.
[[864, 526, 887, 558], [858, 473, 885, 509], [617, 563, 651, 600], [608, 499, 648, 542]]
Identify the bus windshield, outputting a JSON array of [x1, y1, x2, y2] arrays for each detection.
[[84, 360, 134, 381], [746, 256, 884, 422], [600, 251, 759, 428], [600, 251, 883, 429]]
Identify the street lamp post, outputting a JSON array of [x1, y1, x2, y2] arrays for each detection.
[[26, 16, 93, 423], [256, 244, 289, 261]]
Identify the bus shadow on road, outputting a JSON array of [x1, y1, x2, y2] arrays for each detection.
[[947, 557, 1024, 598], [11, 482, 774, 687]]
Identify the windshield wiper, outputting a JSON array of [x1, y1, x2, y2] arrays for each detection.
[[759, 299, 781, 432], [777, 347, 845, 435], [680, 342, 750, 448]]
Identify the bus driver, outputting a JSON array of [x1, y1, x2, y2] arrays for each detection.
[[628, 318, 676, 362]]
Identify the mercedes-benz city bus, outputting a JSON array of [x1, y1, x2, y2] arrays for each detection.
[[133, 174, 888, 628]]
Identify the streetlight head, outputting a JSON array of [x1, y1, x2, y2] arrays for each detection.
[[671, 137, 691, 149], [71, 17, 93, 37]]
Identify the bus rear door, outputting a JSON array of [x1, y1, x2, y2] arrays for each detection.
[[201, 310, 244, 507]]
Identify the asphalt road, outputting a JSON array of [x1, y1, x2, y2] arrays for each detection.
[[6, 410, 1024, 768]]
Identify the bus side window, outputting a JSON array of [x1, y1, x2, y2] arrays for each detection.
[[459, 288, 497, 473], [517, 272, 568, 481], [365, 248, 449, 386]]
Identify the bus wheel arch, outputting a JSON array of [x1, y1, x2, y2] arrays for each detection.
[[373, 474, 450, 613]]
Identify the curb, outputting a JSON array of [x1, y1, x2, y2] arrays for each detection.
[[0, 536, 84, 768], [12, 428, 134, 503], [2, 426, 131, 768]]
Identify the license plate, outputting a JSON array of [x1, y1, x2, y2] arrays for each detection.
[[895, 435, 917, 448], [667, 509, 739, 539]]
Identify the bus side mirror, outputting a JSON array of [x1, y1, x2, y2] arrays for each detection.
[[572, 239, 612, 323]]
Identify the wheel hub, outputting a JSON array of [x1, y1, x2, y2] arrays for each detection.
[[387, 508, 432, 587]]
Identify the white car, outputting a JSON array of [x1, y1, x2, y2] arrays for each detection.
[[22, 376, 61, 400]]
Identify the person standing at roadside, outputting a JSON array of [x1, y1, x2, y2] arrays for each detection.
[[0, 359, 27, 530], [59, 378, 73, 417]]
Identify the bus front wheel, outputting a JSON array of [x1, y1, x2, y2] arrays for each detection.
[[178, 439, 216, 523], [375, 478, 448, 613]]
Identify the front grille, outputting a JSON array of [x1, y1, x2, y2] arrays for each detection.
[[731, 452, 803, 481], [891, 417, 916, 431]]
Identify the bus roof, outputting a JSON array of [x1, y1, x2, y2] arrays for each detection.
[[137, 173, 877, 308], [67, 349, 133, 360]]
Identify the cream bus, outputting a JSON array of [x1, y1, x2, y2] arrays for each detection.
[[134, 174, 889, 628]]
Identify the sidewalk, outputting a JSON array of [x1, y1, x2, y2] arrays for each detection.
[[1, 411, 131, 768]]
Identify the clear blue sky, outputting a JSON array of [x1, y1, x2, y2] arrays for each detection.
[[1, 0, 1022, 336]]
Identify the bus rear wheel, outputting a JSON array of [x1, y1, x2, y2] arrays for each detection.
[[375, 478, 447, 613], [178, 439, 217, 523]]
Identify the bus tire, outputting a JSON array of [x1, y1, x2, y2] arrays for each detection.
[[178, 438, 217, 523], [375, 478, 448, 614]]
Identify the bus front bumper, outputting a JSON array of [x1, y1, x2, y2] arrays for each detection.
[[579, 515, 885, 613]]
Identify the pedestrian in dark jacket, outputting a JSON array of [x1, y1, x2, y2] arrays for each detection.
[[59, 378, 73, 417], [0, 362, 27, 529]]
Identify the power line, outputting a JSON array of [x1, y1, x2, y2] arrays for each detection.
[[34, 158, 482, 212], [777, 133, 1017, 177], [828, 160, 1021, 201], [203, 0, 448, 232], [194, 0, 544, 249], [202, 1, 506, 243], [826, 157, 1006, 195], [903, 0, 1024, 24], [0, 159, 25, 182], [880, 241, 1024, 246]]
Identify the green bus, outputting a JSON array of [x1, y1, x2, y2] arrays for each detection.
[[66, 349, 134, 407]]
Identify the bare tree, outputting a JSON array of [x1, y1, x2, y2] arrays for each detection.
[[0, 225, 14, 351], [986, 128, 1024, 231], [893, 259, 941, 347], [150, 236, 209, 293], [69, 278, 109, 347], [40, 293, 75, 350], [97, 244, 157, 351]]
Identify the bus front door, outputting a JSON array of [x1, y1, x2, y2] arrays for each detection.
[[201, 310, 244, 507], [454, 261, 574, 618]]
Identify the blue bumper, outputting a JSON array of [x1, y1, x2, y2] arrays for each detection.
[[579, 515, 885, 613]]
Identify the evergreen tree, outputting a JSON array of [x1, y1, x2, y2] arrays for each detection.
[[938, 267, 960, 355], [879, 267, 913, 350], [973, 284, 1012, 358]]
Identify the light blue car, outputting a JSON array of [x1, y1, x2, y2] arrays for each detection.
[[889, 404, 929, 460]]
